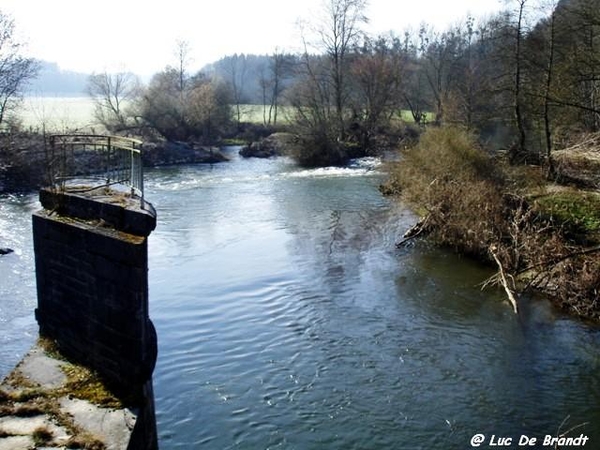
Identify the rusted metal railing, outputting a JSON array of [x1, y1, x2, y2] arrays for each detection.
[[45, 134, 146, 208]]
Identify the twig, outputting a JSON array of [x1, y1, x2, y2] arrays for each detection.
[[554, 415, 590, 450], [489, 245, 519, 314], [516, 245, 600, 276]]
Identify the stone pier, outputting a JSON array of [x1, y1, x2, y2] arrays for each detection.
[[0, 187, 159, 449]]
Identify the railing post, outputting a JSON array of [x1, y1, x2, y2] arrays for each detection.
[[107, 136, 112, 185], [130, 146, 135, 199], [140, 150, 145, 210]]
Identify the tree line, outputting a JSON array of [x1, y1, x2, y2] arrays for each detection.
[[2, 0, 600, 167], [284, 0, 600, 166]]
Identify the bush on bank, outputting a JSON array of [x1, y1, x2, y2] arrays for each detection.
[[384, 126, 600, 321], [385, 126, 507, 260]]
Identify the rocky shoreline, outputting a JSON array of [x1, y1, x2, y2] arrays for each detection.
[[239, 132, 296, 159], [141, 141, 229, 166]]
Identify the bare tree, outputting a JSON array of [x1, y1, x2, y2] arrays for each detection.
[[174, 39, 192, 93], [258, 68, 271, 126], [349, 34, 406, 148], [507, 0, 530, 156], [446, 16, 486, 129], [0, 10, 38, 126], [87, 71, 139, 132], [536, 0, 560, 174], [172, 39, 193, 130], [187, 74, 232, 142], [259, 50, 293, 126], [317, 0, 369, 140], [290, 0, 369, 166], [400, 31, 429, 125], [138, 68, 232, 142], [419, 25, 463, 125], [224, 54, 248, 127], [553, 0, 600, 131]]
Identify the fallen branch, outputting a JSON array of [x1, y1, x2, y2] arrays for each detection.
[[396, 215, 432, 248], [489, 245, 519, 314]]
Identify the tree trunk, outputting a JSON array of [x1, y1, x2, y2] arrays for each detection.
[[514, 0, 527, 155], [544, 5, 557, 177]]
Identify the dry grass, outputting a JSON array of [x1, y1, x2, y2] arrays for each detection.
[[32, 426, 54, 446], [552, 132, 600, 188], [65, 434, 106, 449], [60, 363, 122, 409]]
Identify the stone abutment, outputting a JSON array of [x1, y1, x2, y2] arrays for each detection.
[[32, 187, 158, 449]]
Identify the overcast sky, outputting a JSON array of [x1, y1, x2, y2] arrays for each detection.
[[3, 0, 504, 76]]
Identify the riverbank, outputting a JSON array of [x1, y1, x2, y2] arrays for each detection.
[[383, 126, 600, 322]]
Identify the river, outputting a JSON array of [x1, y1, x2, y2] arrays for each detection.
[[1, 147, 600, 449]]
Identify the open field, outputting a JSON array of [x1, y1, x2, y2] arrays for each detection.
[[13, 98, 430, 132], [17, 96, 99, 132], [16, 99, 278, 132], [237, 104, 433, 125]]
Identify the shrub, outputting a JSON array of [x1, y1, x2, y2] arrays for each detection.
[[292, 132, 348, 167], [388, 126, 507, 260]]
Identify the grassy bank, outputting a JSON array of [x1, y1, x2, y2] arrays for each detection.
[[383, 126, 600, 321]]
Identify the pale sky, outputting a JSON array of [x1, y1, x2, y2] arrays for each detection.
[[3, 0, 504, 76]]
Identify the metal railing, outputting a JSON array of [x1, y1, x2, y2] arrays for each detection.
[[45, 134, 147, 209]]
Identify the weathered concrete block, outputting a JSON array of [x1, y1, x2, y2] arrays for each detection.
[[39, 188, 156, 236], [31, 189, 158, 450], [33, 191, 157, 393]]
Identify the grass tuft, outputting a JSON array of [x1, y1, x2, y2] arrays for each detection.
[[60, 364, 122, 409], [32, 426, 53, 446], [66, 433, 106, 449]]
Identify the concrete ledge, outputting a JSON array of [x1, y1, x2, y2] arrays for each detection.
[[0, 341, 157, 450], [39, 188, 156, 237]]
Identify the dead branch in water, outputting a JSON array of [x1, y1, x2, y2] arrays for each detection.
[[396, 215, 433, 248], [488, 245, 519, 314]]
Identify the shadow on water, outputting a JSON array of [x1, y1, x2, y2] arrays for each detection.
[[399, 245, 600, 447]]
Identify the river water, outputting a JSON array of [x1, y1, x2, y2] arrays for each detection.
[[1, 147, 600, 448]]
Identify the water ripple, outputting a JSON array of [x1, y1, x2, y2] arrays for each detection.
[[131, 155, 600, 448]]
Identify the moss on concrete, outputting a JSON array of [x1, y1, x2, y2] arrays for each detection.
[[0, 340, 134, 449], [61, 363, 122, 409]]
